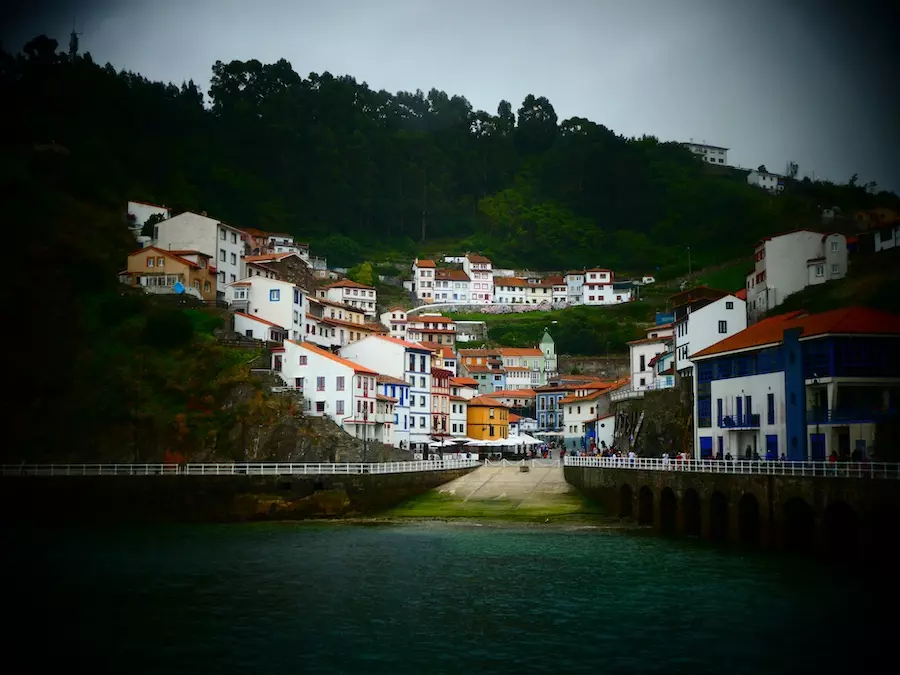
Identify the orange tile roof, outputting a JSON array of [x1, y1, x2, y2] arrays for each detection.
[[415, 259, 436, 268], [489, 389, 537, 398], [627, 336, 673, 346], [734, 288, 747, 300], [450, 377, 478, 386], [131, 246, 203, 269], [234, 311, 284, 330], [692, 307, 900, 359], [376, 394, 398, 403], [411, 315, 454, 324], [449, 395, 470, 402], [373, 335, 432, 351], [325, 279, 375, 290], [559, 389, 608, 405], [499, 347, 543, 357], [509, 413, 522, 423], [544, 275, 565, 285], [467, 253, 492, 264], [464, 365, 494, 373], [468, 395, 508, 407], [243, 252, 296, 263], [289, 340, 378, 374], [504, 366, 532, 372]]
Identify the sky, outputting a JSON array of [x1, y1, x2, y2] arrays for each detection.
[[3, 0, 898, 192]]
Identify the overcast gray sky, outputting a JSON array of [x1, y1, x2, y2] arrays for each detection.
[[3, 0, 898, 191]]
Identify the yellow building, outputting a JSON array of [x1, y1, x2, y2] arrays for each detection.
[[466, 395, 509, 441], [123, 247, 216, 301]]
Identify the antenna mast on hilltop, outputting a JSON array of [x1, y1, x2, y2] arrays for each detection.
[[69, 17, 82, 61]]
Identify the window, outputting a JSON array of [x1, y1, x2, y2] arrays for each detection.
[[639, 355, 645, 371], [231, 232, 237, 244], [419, 396, 425, 407], [219, 271, 225, 284], [815, 265, 824, 277], [419, 376, 425, 388], [294, 289, 300, 304], [726, 301, 734, 309], [229, 274, 236, 283], [270, 289, 280, 301], [409, 354, 416, 372], [831, 264, 839, 274], [157, 257, 165, 267], [204, 281, 211, 293], [333, 400, 344, 415], [489, 425, 495, 437], [245, 329, 253, 337], [230, 253, 237, 265], [146, 257, 155, 267], [830, 241, 838, 252], [419, 417, 426, 428], [767, 393, 775, 425], [718, 320, 727, 333], [220, 229, 226, 240], [419, 355, 426, 372], [336, 376, 345, 391], [220, 249, 226, 262]]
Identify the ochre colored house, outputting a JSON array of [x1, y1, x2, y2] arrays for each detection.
[[466, 395, 510, 441]]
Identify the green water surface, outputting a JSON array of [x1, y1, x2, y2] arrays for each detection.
[[10, 523, 883, 674]]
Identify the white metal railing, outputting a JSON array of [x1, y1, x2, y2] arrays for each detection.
[[0, 460, 480, 477], [563, 456, 900, 479], [483, 459, 561, 468]]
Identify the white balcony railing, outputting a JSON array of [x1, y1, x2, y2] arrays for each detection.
[[0, 459, 481, 477], [563, 456, 900, 479]]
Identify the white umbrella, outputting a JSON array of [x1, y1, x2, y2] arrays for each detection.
[[517, 433, 542, 445]]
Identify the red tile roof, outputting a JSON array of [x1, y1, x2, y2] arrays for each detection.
[[692, 307, 900, 359], [450, 377, 478, 387], [373, 335, 432, 351], [734, 288, 747, 300], [234, 311, 284, 330], [435, 268, 470, 282], [288, 340, 379, 374], [467, 253, 491, 264], [415, 259, 436, 268], [377, 374, 408, 386], [499, 347, 543, 357], [489, 389, 537, 398], [325, 279, 375, 290]]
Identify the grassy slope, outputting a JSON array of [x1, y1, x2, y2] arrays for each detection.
[[775, 247, 900, 315]]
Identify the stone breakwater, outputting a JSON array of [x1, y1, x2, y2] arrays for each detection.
[[0, 468, 475, 525]]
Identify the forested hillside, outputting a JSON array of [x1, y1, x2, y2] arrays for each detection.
[[5, 35, 898, 273]]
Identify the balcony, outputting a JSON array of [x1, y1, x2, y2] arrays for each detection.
[[807, 407, 896, 425], [719, 414, 761, 429]]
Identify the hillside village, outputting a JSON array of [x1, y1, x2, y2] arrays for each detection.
[[122, 198, 900, 462]]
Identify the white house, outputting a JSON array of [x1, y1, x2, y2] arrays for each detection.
[[406, 313, 456, 348], [681, 141, 728, 165], [305, 297, 383, 350], [547, 276, 567, 303], [433, 268, 471, 303], [747, 170, 784, 193], [581, 268, 631, 305], [674, 293, 747, 377], [275, 340, 388, 443], [411, 258, 436, 303], [628, 334, 672, 391], [234, 312, 287, 342], [564, 272, 584, 305], [377, 374, 411, 450], [746, 230, 848, 324], [461, 253, 494, 303], [127, 200, 170, 238], [380, 307, 408, 339], [690, 306, 900, 462], [339, 335, 434, 453], [450, 376, 478, 438], [321, 280, 377, 318], [227, 277, 305, 342], [154, 211, 246, 290]]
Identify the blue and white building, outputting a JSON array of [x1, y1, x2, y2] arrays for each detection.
[[691, 307, 900, 461], [377, 374, 411, 450]]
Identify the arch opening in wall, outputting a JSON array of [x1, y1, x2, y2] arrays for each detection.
[[660, 487, 677, 534], [619, 484, 633, 518], [823, 500, 857, 559], [683, 488, 701, 537], [638, 486, 654, 525], [738, 493, 761, 548], [783, 497, 815, 553], [710, 491, 729, 542]]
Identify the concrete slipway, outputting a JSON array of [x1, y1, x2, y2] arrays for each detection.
[[385, 462, 602, 520]]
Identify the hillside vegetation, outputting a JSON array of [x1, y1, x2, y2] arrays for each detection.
[[5, 35, 898, 276]]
